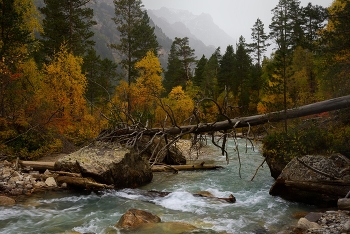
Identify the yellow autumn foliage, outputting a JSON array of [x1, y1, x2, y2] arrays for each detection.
[[155, 86, 194, 127], [40, 44, 88, 134]]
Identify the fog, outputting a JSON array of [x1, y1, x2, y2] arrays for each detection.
[[143, 0, 333, 46]]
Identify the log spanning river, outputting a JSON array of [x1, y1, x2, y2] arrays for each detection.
[[0, 139, 321, 233]]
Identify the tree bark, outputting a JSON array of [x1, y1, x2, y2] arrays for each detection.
[[103, 94, 350, 137], [19, 160, 55, 171], [56, 176, 114, 190]]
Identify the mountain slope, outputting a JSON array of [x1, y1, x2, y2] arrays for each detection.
[[35, 0, 217, 68], [148, 7, 235, 50]]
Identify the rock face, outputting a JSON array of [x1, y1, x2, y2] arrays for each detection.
[[270, 153, 350, 205], [116, 209, 161, 229], [54, 141, 153, 188], [265, 153, 288, 180]]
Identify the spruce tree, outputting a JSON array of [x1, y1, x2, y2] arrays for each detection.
[[39, 0, 96, 58], [249, 18, 270, 66]]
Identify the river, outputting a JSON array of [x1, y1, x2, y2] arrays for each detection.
[[0, 139, 319, 233]]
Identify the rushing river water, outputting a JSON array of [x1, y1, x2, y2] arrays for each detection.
[[0, 139, 319, 234]]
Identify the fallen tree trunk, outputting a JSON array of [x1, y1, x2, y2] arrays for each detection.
[[156, 94, 350, 135], [99, 94, 350, 138], [56, 176, 114, 190], [151, 164, 223, 172], [19, 160, 55, 171]]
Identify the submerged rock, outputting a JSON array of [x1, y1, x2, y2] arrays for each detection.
[[55, 141, 153, 188], [115, 209, 199, 233], [0, 195, 15, 205], [270, 153, 350, 205], [116, 209, 161, 229], [131, 222, 198, 234]]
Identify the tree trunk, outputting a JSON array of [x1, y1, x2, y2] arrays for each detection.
[[56, 176, 114, 190], [19, 161, 55, 171], [167, 94, 350, 134], [112, 94, 350, 136]]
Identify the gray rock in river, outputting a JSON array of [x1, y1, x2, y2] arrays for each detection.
[[270, 153, 350, 205], [54, 141, 153, 188]]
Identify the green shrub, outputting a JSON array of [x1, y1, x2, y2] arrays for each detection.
[[262, 120, 350, 166]]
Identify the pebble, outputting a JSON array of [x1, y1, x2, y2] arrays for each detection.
[[304, 210, 350, 234], [0, 160, 60, 196]]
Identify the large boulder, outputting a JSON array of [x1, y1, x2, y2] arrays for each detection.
[[54, 141, 152, 188], [270, 153, 350, 205]]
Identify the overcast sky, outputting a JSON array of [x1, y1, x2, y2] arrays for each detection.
[[142, 0, 334, 44]]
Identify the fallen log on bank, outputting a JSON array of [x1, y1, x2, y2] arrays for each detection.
[[19, 160, 55, 171], [151, 164, 223, 172], [56, 176, 114, 190]]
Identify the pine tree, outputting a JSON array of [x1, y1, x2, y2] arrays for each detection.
[[301, 3, 327, 52], [82, 49, 118, 114], [234, 36, 252, 114], [0, 0, 40, 67], [218, 45, 235, 94], [269, 0, 302, 131], [163, 37, 196, 93], [111, 0, 143, 85], [249, 18, 270, 66], [0, 0, 41, 118], [39, 0, 96, 58], [320, 0, 350, 97], [132, 11, 160, 63], [193, 55, 208, 87], [202, 47, 221, 99]]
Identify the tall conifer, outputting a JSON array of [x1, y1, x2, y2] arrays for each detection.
[[39, 0, 96, 58]]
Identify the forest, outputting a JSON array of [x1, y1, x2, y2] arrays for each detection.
[[0, 0, 349, 161]]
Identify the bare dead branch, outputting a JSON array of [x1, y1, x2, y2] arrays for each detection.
[[251, 158, 266, 181]]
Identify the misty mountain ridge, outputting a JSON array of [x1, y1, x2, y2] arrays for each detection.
[[148, 7, 235, 51], [35, 0, 226, 67]]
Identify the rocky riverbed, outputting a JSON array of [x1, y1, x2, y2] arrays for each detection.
[[279, 210, 350, 234], [2, 141, 350, 233], [0, 160, 62, 197]]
